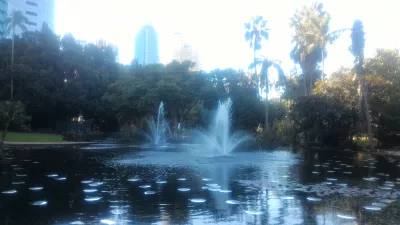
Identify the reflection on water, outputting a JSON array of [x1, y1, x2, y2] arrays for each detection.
[[0, 145, 399, 224]]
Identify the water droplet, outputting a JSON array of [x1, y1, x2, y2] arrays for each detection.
[[85, 197, 102, 202], [226, 200, 241, 204], [245, 210, 262, 215], [30, 200, 47, 206], [307, 197, 322, 202], [337, 214, 356, 220], [100, 219, 116, 225], [2, 189, 17, 194], [83, 189, 97, 193], [139, 185, 151, 189], [177, 188, 190, 192], [144, 191, 156, 195], [29, 186, 43, 191], [190, 198, 206, 203]]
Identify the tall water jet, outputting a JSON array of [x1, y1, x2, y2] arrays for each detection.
[[196, 99, 249, 156], [143, 102, 171, 146]]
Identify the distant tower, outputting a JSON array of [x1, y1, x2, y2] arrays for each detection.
[[172, 32, 200, 71], [134, 24, 159, 65]]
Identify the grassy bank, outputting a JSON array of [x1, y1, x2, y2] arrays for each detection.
[[4, 132, 63, 142]]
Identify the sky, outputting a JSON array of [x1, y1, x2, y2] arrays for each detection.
[[55, 0, 400, 75]]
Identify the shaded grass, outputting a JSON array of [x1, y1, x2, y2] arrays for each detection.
[[4, 132, 63, 142]]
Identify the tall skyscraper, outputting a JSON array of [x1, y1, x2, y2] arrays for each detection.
[[134, 24, 159, 65], [0, 0, 55, 37]]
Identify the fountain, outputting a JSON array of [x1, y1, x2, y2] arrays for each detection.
[[142, 102, 171, 146], [196, 99, 249, 156]]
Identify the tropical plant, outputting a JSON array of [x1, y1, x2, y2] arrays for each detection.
[[0, 101, 30, 142], [245, 16, 269, 97], [349, 20, 374, 151]]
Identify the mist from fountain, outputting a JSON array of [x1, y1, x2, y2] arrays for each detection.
[[142, 102, 171, 146], [196, 99, 249, 156]]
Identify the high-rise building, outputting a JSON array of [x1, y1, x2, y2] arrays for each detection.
[[172, 32, 201, 71], [0, 0, 54, 37], [134, 24, 159, 65]]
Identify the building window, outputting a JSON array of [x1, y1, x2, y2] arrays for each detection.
[[26, 21, 37, 26], [25, 11, 38, 16], [26, 1, 38, 6]]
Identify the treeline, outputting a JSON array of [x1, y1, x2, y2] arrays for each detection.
[[0, 3, 399, 149]]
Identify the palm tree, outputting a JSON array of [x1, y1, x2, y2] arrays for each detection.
[[6, 10, 28, 99], [290, 3, 345, 93], [0, 101, 30, 143], [349, 20, 374, 151], [260, 58, 286, 133], [245, 16, 269, 97]]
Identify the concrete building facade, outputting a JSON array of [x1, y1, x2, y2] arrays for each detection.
[[134, 24, 159, 65]]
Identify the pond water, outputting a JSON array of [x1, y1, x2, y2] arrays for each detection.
[[1, 144, 400, 225]]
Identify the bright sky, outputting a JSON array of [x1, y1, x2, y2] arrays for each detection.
[[55, 0, 399, 75]]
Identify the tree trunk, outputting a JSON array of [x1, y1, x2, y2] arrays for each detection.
[[360, 74, 374, 151], [11, 32, 14, 100], [264, 71, 269, 133]]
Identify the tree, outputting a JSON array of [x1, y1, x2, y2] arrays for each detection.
[[6, 10, 28, 99], [245, 16, 269, 97], [349, 20, 374, 151], [0, 101, 30, 142], [260, 59, 286, 133]]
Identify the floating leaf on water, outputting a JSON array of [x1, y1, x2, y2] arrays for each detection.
[[156, 180, 167, 184], [226, 200, 241, 205], [70, 221, 85, 225], [81, 180, 93, 184], [85, 197, 102, 202], [177, 188, 190, 192], [128, 178, 139, 182], [16, 174, 27, 177], [202, 178, 212, 181], [47, 174, 58, 178], [29, 186, 43, 191], [111, 209, 127, 215], [363, 205, 382, 211], [144, 191, 156, 195], [220, 189, 232, 193], [12, 181, 25, 185], [1, 189, 17, 194], [89, 182, 103, 187], [30, 200, 47, 206], [190, 198, 206, 203], [139, 185, 151, 189], [100, 219, 116, 225], [56, 177, 67, 181], [83, 189, 97, 193], [245, 210, 262, 215], [337, 214, 356, 220], [307, 197, 322, 202], [282, 196, 294, 200], [177, 178, 186, 181]]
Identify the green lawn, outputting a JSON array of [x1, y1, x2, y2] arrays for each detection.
[[4, 132, 64, 142]]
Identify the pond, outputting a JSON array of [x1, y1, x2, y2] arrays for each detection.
[[1, 144, 400, 225]]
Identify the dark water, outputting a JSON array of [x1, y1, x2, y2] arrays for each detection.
[[1, 144, 400, 225]]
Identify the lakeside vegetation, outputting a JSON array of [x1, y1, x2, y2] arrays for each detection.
[[0, 3, 399, 150], [4, 132, 63, 143]]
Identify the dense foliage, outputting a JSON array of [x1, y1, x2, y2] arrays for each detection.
[[0, 2, 399, 150]]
